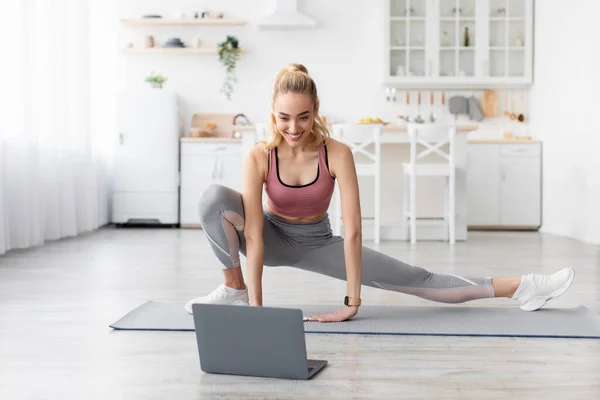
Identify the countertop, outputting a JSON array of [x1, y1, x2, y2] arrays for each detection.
[[180, 124, 540, 144]]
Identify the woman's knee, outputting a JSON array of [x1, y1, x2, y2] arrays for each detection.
[[198, 184, 241, 223]]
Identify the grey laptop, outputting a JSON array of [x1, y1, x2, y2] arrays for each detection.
[[192, 303, 327, 380]]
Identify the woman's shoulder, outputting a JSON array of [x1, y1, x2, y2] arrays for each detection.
[[323, 137, 352, 159], [244, 142, 270, 180], [245, 142, 271, 159]]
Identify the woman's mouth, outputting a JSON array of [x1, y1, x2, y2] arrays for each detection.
[[287, 132, 303, 142]]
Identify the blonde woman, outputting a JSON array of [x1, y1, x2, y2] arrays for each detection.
[[185, 63, 574, 322]]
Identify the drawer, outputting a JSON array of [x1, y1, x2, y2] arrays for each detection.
[[181, 142, 241, 156], [500, 144, 541, 157]]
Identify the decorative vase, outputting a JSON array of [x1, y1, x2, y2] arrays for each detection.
[[144, 35, 154, 48], [150, 82, 162, 89]]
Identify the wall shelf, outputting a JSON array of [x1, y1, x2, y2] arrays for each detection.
[[120, 18, 246, 27], [122, 48, 218, 55], [121, 47, 246, 56]]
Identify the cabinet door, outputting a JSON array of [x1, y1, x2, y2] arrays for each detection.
[[180, 155, 217, 225], [216, 156, 243, 192], [384, 0, 434, 84], [500, 157, 541, 226], [435, 0, 479, 80], [480, 0, 533, 84], [467, 144, 501, 226]]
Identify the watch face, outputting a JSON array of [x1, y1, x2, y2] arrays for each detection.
[[344, 296, 349, 306]]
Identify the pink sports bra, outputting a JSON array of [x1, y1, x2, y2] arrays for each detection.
[[264, 144, 335, 219]]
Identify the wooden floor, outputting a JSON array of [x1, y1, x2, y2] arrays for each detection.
[[1, 227, 599, 399]]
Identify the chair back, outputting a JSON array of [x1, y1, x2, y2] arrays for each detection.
[[331, 124, 382, 176], [407, 123, 457, 167]]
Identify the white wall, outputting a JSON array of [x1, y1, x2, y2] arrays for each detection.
[[116, 0, 520, 133], [529, 1, 600, 244], [117, 0, 393, 131]]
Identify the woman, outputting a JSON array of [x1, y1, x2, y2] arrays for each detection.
[[185, 63, 574, 322]]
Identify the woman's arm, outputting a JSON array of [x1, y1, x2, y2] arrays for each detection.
[[306, 140, 362, 322], [332, 143, 363, 305], [242, 147, 267, 306]]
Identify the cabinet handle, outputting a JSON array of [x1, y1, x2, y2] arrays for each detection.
[[211, 159, 217, 180], [217, 159, 223, 180], [211, 146, 227, 152], [119, 132, 124, 145]]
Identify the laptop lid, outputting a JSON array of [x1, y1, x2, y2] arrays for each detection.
[[192, 304, 313, 380]]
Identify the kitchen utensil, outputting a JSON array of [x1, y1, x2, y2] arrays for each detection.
[[429, 91, 436, 123], [467, 96, 484, 121], [404, 91, 412, 122], [509, 92, 517, 120], [504, 91, 510, 117], [448, 95, 468, 115], [414, 91, 425, 123], [441, 91, 445, 106], [396, 91, 411, 122], [482, 90, 498, 118], [517, 91, 525, 122]]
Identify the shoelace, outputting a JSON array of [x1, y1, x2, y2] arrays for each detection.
[[532, 273, 553, 286]]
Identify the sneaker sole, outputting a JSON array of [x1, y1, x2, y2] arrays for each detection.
[[520, 268, 575, 311], [184, 295, 249, 314]]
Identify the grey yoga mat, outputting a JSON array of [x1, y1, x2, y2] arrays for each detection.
[[109, 301, 600, 339]]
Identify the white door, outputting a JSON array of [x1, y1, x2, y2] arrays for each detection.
[[500, 157, 541, 226], [180, 155, 216, 225], [467, 144, 501, 226]]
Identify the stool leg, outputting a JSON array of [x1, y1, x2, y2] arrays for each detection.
[[334, 186, 341, 236], [444, 177, 449, 242], [402, 172, 408, 241], [449, 170, 455, 244], [410, 171, 416, 244], [374, 173, 381, 244]]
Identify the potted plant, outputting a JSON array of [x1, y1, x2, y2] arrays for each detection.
[[145, 72, 167, 89], [218, 35, 241, 100]]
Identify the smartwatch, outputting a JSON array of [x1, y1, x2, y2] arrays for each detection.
[[344, 296, 361, 307]]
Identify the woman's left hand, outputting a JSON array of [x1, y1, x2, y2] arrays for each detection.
[[304, 306, 358, 323]]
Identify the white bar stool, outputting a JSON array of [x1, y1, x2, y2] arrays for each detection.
[[331, 123, 382, 244], [403, 123, 457, 244]]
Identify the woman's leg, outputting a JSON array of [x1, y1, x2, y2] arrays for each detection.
[[294, 236, 574, 310], [185, 184, 297, 312]]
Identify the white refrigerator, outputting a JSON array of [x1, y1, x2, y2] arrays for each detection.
[[112, 89, 180, 226]]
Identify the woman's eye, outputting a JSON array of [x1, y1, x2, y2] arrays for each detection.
[[300, 116, 308, 120]]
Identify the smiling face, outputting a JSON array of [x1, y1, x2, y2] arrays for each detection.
[[273, 93, 316, 148]]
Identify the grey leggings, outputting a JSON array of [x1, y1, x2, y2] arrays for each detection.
[[199, 184, 495, 303]]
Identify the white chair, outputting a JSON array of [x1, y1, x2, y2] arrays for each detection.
[[331, 123, 382, 244], [403, 123, 457, 244], [254, 122, 269, 142]]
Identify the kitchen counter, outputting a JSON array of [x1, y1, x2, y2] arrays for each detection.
[[467, 139, 541, 144], [180, 124, 541, 145]]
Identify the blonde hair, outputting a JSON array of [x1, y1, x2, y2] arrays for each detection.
[[265, 63, 330, 149]]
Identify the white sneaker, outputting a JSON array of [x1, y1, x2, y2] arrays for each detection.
[[185, 284, 249, 314], [516, 268, 575, 311]]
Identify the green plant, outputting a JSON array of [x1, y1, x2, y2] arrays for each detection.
[[144, 72, 167, 84], [218, 35, 241, 100]]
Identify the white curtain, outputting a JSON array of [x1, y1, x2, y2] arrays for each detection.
[[0, 0, 113, 255]]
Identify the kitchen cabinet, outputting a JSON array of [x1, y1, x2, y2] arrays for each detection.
[[467, 142, 541, 229], [180, 141, 244, 226], [383, 0, 533, 88]]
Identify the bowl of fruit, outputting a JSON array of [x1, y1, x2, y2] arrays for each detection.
[[357, 117, 389, 125]]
